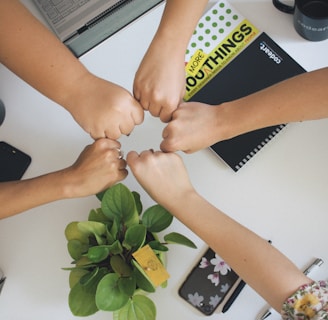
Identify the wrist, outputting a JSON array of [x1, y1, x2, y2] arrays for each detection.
[[216, 100, 258, 141], [161, 188, 199, 216], [152, 28, 189, 56], [49, 169, 81, 200], [58, 69, 93, 115]]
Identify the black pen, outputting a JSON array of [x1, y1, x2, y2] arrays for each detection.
[[222, 279, 246, 313], [258, 258, 324, 320], [222, 240, 272, 314], [0, 268, 6, 295]]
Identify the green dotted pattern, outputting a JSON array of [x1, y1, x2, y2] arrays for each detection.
[[185, 1, 243, 60]]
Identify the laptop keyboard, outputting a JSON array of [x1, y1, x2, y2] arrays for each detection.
[[35, 0, 91, 24]]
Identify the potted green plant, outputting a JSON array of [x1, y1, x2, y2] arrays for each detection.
[[64, 183, 196, 320]]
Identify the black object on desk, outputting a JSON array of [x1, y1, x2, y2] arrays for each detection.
[[0, 100, 5, 126], [0, 141, 32, 182], [65, 0, 164, 57], [222, 279, 246, 313], [189, 32, 306, 172], [220, 240, 272, 312], [0, 268, 5, 295], [178, 247, 242, 316]]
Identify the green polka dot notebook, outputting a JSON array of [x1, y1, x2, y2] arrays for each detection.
[[185, 1, 245, 61], [183, 1, 306, 172], [184, 0, 260, 100]]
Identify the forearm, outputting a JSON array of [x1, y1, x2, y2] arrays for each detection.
[[0, 170, 74, 219], [0, 0, 89, 110], [165, 191, 310, 312], [220, 67, 328, 140], [154, 0, 208, 53], [128, 151, 312, 311]]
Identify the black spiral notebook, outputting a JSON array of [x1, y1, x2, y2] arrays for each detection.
[[187, 32, 306, 171]]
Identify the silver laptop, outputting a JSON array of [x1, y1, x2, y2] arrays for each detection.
[[33, 0, 128, 42]]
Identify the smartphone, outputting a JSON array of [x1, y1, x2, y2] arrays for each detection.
[[0, 141, 31, 182], [178, 247, 243, 316]]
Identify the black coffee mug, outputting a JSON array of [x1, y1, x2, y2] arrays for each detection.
[[273, 0, 328, 41]]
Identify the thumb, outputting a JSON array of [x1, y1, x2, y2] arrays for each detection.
[[126, 151, 139, 166]]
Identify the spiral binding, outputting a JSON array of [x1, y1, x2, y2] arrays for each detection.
[[234, 124, 287, 171]]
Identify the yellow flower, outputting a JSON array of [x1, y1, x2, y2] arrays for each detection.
[[294, 293, 319, 318]]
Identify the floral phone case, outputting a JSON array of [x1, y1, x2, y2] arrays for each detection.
[[178, 247, 241, 316]]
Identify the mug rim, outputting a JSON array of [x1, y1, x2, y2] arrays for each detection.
[[272, 0, 295, 14], [297, 0, 328, 20]]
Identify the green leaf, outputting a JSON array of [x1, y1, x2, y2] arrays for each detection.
[[105, 224, 115, 244], [88, 208, 110, 223], [157, 251, 166, 267], [123, 225, 147, 251], [101, 183, 139, 227], [118, 275, 137, 297], [75, 256, 94, 267], [68, 267, 107, 316], [65, 221, 89, 244], [108, 240, 123, 255], [87, 246, 110, 263], [69, 281, 98, 316], [132, 191, 142, 215], [142, 205, 173, 233], [164, 232, 197, 248], [80, 267, 99, 286], [113, 295, 156, 320], [148, 240, 169, 252], [77, 221, 106, 245], [67, 239, 89, 260], [110, 255, 132, 277], [96, 189, 106, 201], [69, 268, 89, 288], [109, 218, 119, 241], [131, 260, 155, 293], [96, 273, 129, 311]]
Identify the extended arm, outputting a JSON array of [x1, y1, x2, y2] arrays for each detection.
[[0, 0, 143, 139], [0, 139, 127, 219], [221, 67, 328, 139], [133, 0, 208, 122], [127, 150, 311, 312], [161, 67, 328, 153]]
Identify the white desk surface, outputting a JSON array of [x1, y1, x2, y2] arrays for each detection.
[[0, 1, 327, 319]]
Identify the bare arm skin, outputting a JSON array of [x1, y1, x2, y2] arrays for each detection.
[[0, 139, 127, 219], [161, 67, 328, 153], [0, 0, 144, 140], [133, 0, 208, 122], [127, 150, 311, 312]]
